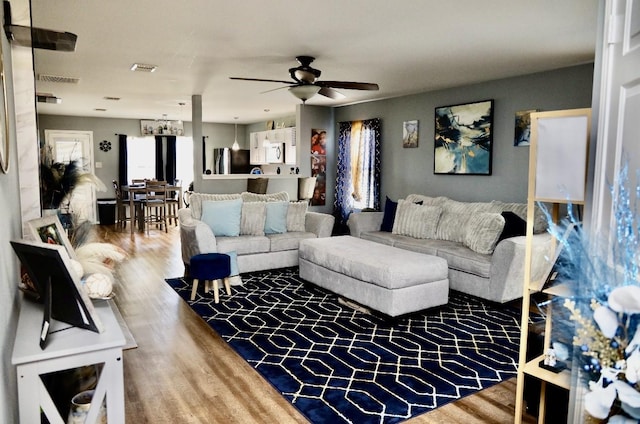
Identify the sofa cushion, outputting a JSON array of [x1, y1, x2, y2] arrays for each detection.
[[200, 198, 242, 237], [392, 200, 442, 239], [287, 201, 308, 232], [360, 231, 398, 247], [241, 191, 290, 203], [268, 231, 317, 252], [380, 196, 398, 232], [240, 201, 266, 236], [216, 235, 270, 255], [436, 243, 492, 278], [463, 212, 505, 254], [264, 201, 289, 234], [190, 193, 241, 220], [393, 237, 450, 256]]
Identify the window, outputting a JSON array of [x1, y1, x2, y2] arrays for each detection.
[[126, 136, 155, 182], [176, 136, 193, 188]]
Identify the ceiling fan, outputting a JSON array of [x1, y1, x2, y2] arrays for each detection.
[[230, 56, 379, 102]]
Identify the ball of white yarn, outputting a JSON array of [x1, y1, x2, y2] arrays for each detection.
[[84, 273, 113, 298]]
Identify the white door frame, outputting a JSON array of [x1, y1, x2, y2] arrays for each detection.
[[44, 129, 97, 223]]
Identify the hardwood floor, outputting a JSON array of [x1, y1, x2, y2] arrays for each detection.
[[97, 224, 536, 424]]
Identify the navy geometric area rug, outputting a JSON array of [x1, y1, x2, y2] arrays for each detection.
[[166, 267, 523, 424]]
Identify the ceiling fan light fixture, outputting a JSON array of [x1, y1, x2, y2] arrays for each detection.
[[289, 85, 320, 102]]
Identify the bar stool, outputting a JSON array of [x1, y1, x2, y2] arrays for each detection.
[[189, 253, 231, 303]]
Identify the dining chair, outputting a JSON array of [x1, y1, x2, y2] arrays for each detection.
[[165, 179, 181, 226], [112, 180, 128, 230], [141, 180, 168, 234], [298, 176, 317, 205], [247, 177, 269, 194]]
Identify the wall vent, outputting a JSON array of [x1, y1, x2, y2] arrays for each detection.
[[130, 63, 157, 72], [103, 96, 121, 101], [38, 74, 80, 84]]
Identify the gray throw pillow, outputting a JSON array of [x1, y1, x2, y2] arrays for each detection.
[[392, 200, 442, 239], [240, 202, 266, 236], [463, 212, 506, 254], [287, 201, 308, 232]]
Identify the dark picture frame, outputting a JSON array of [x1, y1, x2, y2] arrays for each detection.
[[10, 239, 104, 349], [434, 99, 493, 175]]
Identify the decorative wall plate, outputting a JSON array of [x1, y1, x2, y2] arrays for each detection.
[[99, 140, 112, 152]]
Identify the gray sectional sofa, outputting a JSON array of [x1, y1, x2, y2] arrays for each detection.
[[347, 194, 554, 303], [178, 191, 335, 275]]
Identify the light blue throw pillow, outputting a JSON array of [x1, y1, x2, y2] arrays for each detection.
[[264, 201, 289, 234], [200, 198, 242, 237], [226, 251, 239, 276]]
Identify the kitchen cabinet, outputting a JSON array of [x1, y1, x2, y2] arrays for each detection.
[[250, 127, 296, 166]]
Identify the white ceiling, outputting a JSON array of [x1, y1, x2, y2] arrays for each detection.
[[30, 0, 599, 124]]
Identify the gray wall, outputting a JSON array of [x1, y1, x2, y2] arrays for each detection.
[[37, 64, 594, 209], [334, 63, 594, 204], [36, 115, 247, 197]]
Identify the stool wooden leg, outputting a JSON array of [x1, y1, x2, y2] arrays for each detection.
[[213, 279, 220, 303], [205, 280, 210, 293], [223, 278, 231, 296], [191, 278, 199, 300]]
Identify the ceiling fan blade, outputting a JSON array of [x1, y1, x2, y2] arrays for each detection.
[[316, 81, 379, 91], [260, 85, 293, 94], [229, 77, 293, 85], [318, 86, 345, 100]]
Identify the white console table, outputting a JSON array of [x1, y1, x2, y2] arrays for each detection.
[[12, 298, 126, 424]]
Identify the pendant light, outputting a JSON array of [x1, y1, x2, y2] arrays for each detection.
[[232, 117, 240, 150]]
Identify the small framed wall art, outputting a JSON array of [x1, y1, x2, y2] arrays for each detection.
[[402, 120, 418, 148], [514, 109, 538, 147]]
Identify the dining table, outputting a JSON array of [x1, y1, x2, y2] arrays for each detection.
[[121, 183, 182, 235]]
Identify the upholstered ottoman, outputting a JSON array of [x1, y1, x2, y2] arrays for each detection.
[[299, 236, 449, 317]]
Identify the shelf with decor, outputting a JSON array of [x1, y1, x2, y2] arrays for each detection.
[[514, 108, 591, 424]]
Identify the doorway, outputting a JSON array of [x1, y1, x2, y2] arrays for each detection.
[[44, 130, 97, 223]]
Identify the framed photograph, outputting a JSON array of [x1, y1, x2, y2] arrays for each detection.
[[514, 109, 538, 146], [434, 99, 493, 175], [402, 120, 419, 148], [27, 215, 77, 260], [311, 129, 327, 155], [10, 239, 104, 348]]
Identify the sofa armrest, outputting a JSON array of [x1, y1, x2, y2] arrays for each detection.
[[347, 212, 384, 237], [489, 233, 554, 303], [305, 212, 335, 238], [178, 208, 218, 264]]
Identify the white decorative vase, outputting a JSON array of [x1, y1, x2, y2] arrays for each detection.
[[67, 390, 107, 424]]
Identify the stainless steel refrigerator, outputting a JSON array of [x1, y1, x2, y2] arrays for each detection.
[[213, 148, 251, 174]]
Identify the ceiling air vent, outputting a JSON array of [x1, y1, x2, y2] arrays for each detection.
[[38, 74, 80, 84], [130, 63, 157, 72], [103, 96, 121, 101]]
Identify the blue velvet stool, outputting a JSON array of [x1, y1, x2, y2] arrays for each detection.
[[189, 253, 231, 303]]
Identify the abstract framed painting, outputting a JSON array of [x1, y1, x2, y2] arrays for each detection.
[[434, 99, 493, 175]]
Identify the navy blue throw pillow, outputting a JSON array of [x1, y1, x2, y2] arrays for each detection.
[[498, 211, 527, 242], [380, 197, 398, 232]]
